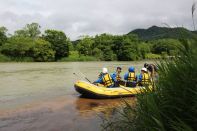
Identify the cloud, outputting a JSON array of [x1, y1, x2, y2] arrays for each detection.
[[0, 0, 195, 39]]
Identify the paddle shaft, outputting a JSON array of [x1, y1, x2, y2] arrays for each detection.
[[73, 73, 92, 83], [78, 71, 92, 83]]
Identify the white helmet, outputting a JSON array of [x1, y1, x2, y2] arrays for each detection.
[[141, 67, 147, 72], [102, 67, 108, 73]]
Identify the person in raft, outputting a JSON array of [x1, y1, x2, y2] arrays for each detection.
[[124, 66, 137, 87], [138, 67, 151, 86], [144, 63, 158, 79], [111, 67, 124, 87], [93, 67, 115, 88]]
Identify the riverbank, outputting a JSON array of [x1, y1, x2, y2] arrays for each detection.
[[0, 51, 164, 62]]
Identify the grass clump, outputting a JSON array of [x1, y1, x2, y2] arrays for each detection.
[[101, 42, 197, 131], [145, 53, 162, 59]]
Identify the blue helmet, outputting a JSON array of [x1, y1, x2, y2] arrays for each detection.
[[128, 66, 135, 72]]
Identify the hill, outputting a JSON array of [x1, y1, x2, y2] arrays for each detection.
[[128, 26, 197, 40]]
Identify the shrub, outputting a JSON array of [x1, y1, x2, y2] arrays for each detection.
[[0, 53, 11, 62]]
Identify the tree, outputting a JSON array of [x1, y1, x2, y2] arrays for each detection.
[[113, 36, 139, 61], [32, 39, 55, 62], [14, 23, 41, 39], [102, 47, 116, 61], [76, 36, 94, 56], [138, 43, 151, 59], [1, 36, 34, 57], [94, 33, 114, 50], [92, 47, 103, 59], [152, 39, 181, 55], [43, 30, 70, 60], [0, 27, 7, 46]]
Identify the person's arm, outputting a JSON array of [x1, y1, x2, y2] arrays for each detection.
[[124, 73, 128, 80], [135, 74, 138, 81], [110, 73, 116, 82], [138, 74, 142, 82], [93, 78, 102, 83]]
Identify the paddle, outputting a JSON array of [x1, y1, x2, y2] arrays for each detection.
[[73, 72, 92, 83], [78, 71, 92, 83]]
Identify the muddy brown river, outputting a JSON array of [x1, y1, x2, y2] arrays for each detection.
[[0, 61, 148, 131]]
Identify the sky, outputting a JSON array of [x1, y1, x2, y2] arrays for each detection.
[[0, 0, 195, 40]]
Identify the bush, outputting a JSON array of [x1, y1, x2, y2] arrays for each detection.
[[145, 53, 161, 59], [1, 36, 34, 57], [0, 53, 11, 62], [9, 57, 34, 62], [58, 51, 98, 61], [32, 39, 55, 62], [43, 30, 70, 60]]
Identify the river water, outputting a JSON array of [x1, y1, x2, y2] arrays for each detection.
[[0, 61, 148, 131]]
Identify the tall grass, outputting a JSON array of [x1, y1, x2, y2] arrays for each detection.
[[101, 41, 197, 131]]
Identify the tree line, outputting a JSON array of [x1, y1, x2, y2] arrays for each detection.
[[0, 23, 70, 62], [75, 33, 182, 61], [0, 22, 184, 62]]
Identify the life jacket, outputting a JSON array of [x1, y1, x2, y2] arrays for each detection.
[[127, 72, 136, 82], [142, 73, 150, 85], [116, 74, 121, 81], [102, 73, 114, 87]]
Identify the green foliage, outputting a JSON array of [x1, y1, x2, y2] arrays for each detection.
[[130, 26, 197, 40], [68, 42, 74, 51], [43, 30, 70, 60], [76, 36, 94, 56], [101, 42, 197, 131], [102, 47, 116, 61], [32, 39, 55, 62], [145, 53, 161, 59], [59, 51, 97, 61], [0, 36, 55, 62], [14, 23, 41, 39], [94, 33, 115, 49], [92, 48, 103, 59], [94, 34, 116, 60], [0, 53, 10, 62], [138, 42, 151, 59], [0, 27, 8, 46], [9, 57, 34, 62], [116, 36, 138, 61], [151, 39, 181, 55], [1, 36, 34, 57], [75, 34, 141, 61], [0, 22, 195, 62]]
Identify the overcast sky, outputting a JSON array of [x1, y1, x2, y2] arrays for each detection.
[[0, 0, 195, 39]]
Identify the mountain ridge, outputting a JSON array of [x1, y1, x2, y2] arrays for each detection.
[[128, 26, 197, 40]]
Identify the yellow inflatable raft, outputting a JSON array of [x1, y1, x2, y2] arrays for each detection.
[[74, 80, 152, 98]]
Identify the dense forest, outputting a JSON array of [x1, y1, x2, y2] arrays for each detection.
[[0, 23, 196, 62]]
